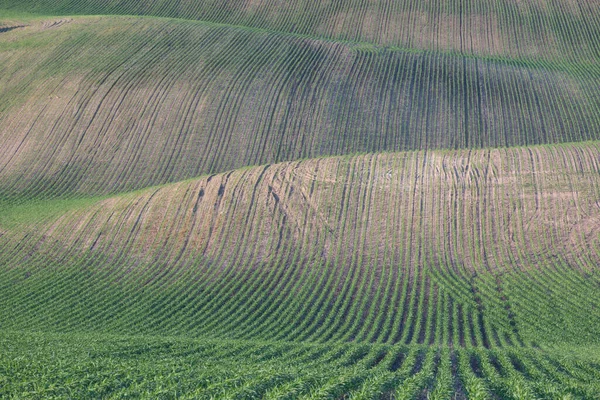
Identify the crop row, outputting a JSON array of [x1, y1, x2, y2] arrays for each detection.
[[1, 17, 600, 198], [2, 0, 600, 61], [1, 142, 599, 347], [2, 330, 600, 399]]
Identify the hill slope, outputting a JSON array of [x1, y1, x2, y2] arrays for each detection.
[[2, 0, 600, 61], [3, 143, 600, 346], [2, 143, 600, 397], [2, 1, 600, 398], [2, 17, 600, 199]]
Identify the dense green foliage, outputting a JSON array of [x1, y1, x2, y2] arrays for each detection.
[[2, 331, 600, 399], [1, 0, 600, 398]]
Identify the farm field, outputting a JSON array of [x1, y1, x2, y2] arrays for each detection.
[[2, 0, 600, 61], [2, 16, 600, 198], [1, 0, 600, 399], [2, 144, 600, 397], [3, 330, 600, 399]]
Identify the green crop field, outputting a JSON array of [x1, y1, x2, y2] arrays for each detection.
[[1, 1, 600, 399]]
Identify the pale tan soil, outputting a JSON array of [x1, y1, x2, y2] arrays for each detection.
[[41, 19, 72, 30], [10, 144, 593, 297]]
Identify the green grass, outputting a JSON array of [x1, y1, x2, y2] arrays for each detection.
[[0, 196, 100, 229]]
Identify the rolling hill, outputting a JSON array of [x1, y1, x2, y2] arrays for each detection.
[[1, 1, 600, 399], [2, 0, 600, 61], [2, 16, 600, 199]]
